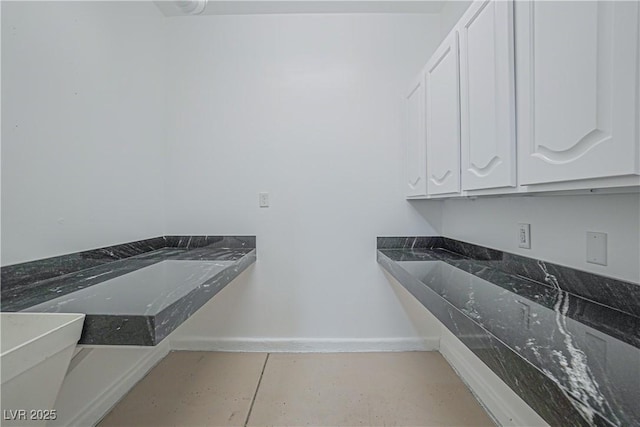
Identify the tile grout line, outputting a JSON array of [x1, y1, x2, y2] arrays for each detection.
[[244, 353, 270, 427]]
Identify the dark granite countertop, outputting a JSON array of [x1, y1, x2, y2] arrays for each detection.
[[377, 237, 640, 427], [1, 236, 256, 346]]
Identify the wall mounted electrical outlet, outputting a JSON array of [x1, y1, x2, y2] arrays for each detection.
[[259, 192, 269, 208], [518, 223, 531, 249]]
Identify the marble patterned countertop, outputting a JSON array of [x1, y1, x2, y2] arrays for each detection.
[[377, 237, 639, 427], [1, 236, 256, 346]]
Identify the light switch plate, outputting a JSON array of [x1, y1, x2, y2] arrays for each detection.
[[586, 232, 607, 266]]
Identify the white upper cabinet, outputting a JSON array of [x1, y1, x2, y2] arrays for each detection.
[[404, 71, 427, 197], [402, 0, 639, 198], [425, 31, 461, 196], [459, 0, 516, 191], [515, 1, 640, 185]]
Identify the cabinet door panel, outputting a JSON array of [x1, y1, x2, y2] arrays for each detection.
[[459, 0, 516, 190], [516, 1, 640, 185], [404, 74, 427, 197], [426, 32, 461, 196]]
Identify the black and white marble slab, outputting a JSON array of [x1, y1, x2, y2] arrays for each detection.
[[1, 236, 256, 346], [377, 237, 640, 427], [1, 237, 168, 294], [378, 237, 640, 317], [1, 236, 255, 293]]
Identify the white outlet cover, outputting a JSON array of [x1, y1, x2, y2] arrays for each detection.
[[586, 232, 607, 266], [518, 223, 531, 249], [259, 192, 269, 208]]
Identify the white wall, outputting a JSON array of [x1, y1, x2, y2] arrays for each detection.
[[164, 13, 443, 347], [1, 1, 166, 266], [441, 194, 640, 283], [439, 0, 471, 38]]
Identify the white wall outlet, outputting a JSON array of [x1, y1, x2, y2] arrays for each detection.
[[586, 232, 607, 266], [518, 223, 531, 249], [259, 192, 269, 208]]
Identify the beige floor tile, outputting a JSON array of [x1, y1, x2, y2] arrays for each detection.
[[98, 351, 267, 427], [247, 352, 494, 427]]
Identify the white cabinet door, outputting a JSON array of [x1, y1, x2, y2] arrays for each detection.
[[459, 0, 516, 191], [425, 32, 461, 196], [516, 1, 640, 185], [404, 71, 427, 197]]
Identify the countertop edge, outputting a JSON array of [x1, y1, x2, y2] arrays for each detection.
[[376, 250, 615, 427], [78, 249, 257, 346]]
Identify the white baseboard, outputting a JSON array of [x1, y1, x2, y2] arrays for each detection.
[[62, 342, 170, 427], [439, 329, 548, 427], [169, 336, 440, 353]]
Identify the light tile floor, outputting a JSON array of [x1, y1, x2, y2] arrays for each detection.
[[98, 351, 495, 427]]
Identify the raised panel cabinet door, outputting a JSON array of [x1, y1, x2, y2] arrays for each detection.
[[426, 31, 461, 196], [516, 1, 640, 185], [404, 71, 427, 197], [459, 0, 516, 191]]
